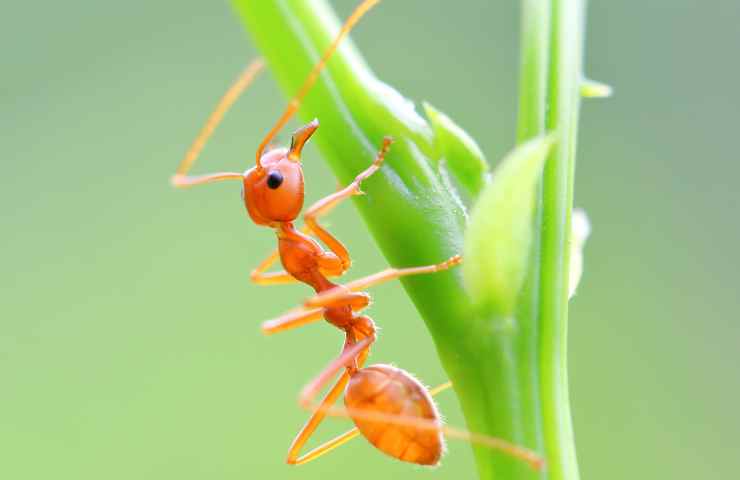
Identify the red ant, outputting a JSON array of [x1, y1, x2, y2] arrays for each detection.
[[171, 0, 543, 470]]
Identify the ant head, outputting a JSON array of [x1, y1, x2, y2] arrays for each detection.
[[242, 120, 319, 226]]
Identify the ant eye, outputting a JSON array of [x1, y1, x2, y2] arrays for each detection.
[[266, 171, 283, 189]]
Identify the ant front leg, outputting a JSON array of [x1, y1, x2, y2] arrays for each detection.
[[285, 337, 373, 465], [303, 137, 394, 273]]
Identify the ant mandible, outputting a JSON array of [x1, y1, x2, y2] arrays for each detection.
[[171, 0, 543, 470]]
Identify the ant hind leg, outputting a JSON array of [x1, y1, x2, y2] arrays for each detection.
[[303, 374, 544, 470], [290, 380, 454, 465], [286, 338, 374, 465]]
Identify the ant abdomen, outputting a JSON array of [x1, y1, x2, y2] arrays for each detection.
[[345, 364, 444, 465]]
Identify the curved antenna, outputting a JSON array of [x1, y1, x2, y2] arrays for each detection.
[[254, 0, 381, 168], [171, 58, 265, 187]]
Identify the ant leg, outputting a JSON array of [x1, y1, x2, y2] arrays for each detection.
[[286, 338, 373, 465], [250, 271, 297, 286], [249, 248, 299, 286], [302, 378, 544, 470], [303, 137, 394, 272], [261, 290, 370, 336], [286, 382, 454, 465], [286, 371, 350, 465], [251, 226, 344, 285], [171, 59, 265, 188], [304, 255, 462, 308], [310, 290, 371, 311], [298, 337, 373, 409], [250, 250, 343, 286], [261, 307, 324, 335]]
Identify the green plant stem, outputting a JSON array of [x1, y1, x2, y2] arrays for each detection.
[[517, 0, 550, 142], [539, 0, 585, 479], [510, 0, 552, 479]]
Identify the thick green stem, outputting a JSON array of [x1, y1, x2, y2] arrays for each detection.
[[234, 1, 584, 479], [233, 0, 472, 342]]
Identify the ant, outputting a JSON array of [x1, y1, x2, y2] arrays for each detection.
[[171, 0, 543, 470]]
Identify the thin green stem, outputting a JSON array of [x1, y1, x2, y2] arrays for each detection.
[[539, 0, 585, 479], [517, 0, 551, 142], [510, 1, 552, 479]]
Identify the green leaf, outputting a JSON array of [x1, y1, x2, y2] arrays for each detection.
[[423, 102, 489, 197], [464, 135, 555, 317]]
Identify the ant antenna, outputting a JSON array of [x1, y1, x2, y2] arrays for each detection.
[[171, 59, 265, 187], [255, 0, 381, 169]]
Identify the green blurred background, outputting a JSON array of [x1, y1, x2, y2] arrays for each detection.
[[3, 1, 739, 479]]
